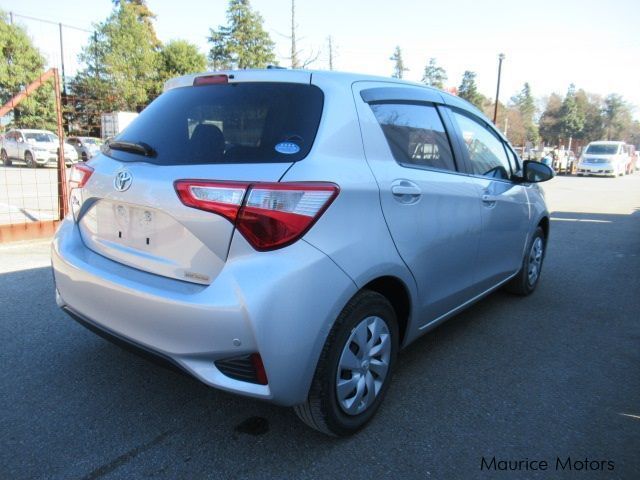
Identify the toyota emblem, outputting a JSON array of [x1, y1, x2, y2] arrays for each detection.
[[114, 170, 132, 192]]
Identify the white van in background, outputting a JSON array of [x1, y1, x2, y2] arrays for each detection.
[[577, 141, 628, 177]]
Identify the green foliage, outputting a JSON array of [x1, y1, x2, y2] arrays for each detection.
[[0, 11, 57, 130], [390, 46, 408, 79], [158, 40, 207, 85], [421, 58, 447, 89], [603, 94, 631, 140], [511, 82, 539, 144], [538, 93, 563, 144], [559, 84, 585, 139], [208, 0, 276, 70], [574, 90, 604, 142], [458, 71, 485, 109]]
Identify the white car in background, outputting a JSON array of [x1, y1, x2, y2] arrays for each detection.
[[1, 129, 78, 167], [577, 141, 628, 177]]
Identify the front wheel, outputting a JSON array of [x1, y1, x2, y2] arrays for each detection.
[[505, 226, 546, 296], [294, 290, 399, 436], [25, 151, 37, 168], [1, 149, 11, 166]]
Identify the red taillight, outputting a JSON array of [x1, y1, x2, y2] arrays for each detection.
[[174, 180, 249, 223], [68, 163, 94, 189], [193, 74, 228, 86], [174, 180, 339, 251], [250, 353, 268, 385]]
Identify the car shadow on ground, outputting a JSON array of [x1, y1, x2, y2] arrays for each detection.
[[2, 208, 639, 479]]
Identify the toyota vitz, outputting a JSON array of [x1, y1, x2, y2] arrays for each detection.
[[52, 69, 553, 436]]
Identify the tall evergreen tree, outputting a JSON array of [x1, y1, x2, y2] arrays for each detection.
[[559, 84, 584, 141], [458, 71, 484, 109], [390, 46, 408, 79], [511, 83, 539, 144], [421, 58, 447, 89], [68, 2, 160, 135], [0, 11, 56, 130], [208, 0, 276, 70]]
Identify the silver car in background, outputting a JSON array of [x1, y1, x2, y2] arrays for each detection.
[[66, 136, 103, 161], [52, 69, 553, 436]]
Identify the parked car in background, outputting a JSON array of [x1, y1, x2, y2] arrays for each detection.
[[52, 69, 554, 436], [577, 141, 628, 177], [1, 129, 78, 167], [552, 149, 576, 174], [67, 136, 103, 161]]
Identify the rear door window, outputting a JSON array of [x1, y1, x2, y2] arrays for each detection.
[[369, 102, 457, 172], [106, 82, 324, 165]]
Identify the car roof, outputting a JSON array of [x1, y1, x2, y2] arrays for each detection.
[[15, 129, 55, 134], [164, 68, 489, 130], [588, 141, 625, 145]]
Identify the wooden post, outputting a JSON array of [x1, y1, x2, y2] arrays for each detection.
[[53, 68, 68, 220]]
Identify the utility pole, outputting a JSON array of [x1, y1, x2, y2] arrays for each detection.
[[327, 36, 334, 70], [493, 53, 505, 124], [290, 0, 299, 68], [9, 11, 13, 24]]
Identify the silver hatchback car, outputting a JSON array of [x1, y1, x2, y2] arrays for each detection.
[[52, 69, 553, 436]]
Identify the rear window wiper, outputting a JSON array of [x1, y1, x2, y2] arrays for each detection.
[[106, 140, 156, 157]]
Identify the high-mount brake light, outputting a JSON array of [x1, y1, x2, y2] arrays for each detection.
[[192, 75, 229, 86], [174, 180, 339, 251]]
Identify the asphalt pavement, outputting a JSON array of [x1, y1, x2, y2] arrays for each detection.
[[1, 174, 639, 479]]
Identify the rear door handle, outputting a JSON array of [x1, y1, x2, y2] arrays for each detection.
[[482, 194, 500, 203], [391, 183, 422, 196]]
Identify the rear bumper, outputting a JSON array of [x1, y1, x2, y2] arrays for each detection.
[[52, 218, 356, 406]]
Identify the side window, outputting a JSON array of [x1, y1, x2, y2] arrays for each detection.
[[504, 144, 520, 173], [369, 103, 456, 172], [451, 111, 512, 180]]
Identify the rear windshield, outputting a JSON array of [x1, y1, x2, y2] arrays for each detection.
[[585, 144, 619, 155], [104, 82, 324, 165]]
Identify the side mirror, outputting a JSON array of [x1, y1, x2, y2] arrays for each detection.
[[522, 160, 554, 183]]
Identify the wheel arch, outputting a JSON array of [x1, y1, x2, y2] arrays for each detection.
[[361, 275, 411, 346], [538, 215, 550, 240]]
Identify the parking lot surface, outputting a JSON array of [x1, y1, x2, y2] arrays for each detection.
[[1, 174, 639, 479]]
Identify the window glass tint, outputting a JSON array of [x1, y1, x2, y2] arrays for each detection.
[[505, 144, 520, 173], [452, 111, 512, 180], [370, 103, 456, 171], [106, 82, 324, 165]]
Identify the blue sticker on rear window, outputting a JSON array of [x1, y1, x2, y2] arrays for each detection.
[[275, 142, 300, 154]]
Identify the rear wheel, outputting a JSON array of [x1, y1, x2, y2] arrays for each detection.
[[294, 290, 398, 436], [505, 226, 546, 296], [1, 149, 11, 166], [25, 151, 37, 168]]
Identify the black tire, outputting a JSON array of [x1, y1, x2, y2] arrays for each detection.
[[294, 290, 399, 436], [25, 151, 37, 168], [505, 226, 546, 296], [81, 152, 88, 162], [1, 149, 11, 166]]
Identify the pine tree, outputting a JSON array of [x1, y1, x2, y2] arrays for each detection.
[[559, 84, 584, 141], [0, 11, 57, 130], [458, 71, 484, 108], [390, 46, 408, 79], [208, 0, 276, 70], [511, 83, 539, 144], [421, 58, 447, 89]]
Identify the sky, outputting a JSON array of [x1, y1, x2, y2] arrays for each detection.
[[3, 0, 640, 117]]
